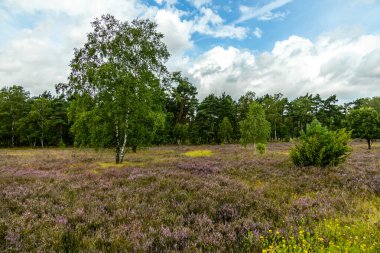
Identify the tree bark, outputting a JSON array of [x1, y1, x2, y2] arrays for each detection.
[[115, 115, 129, 164], [367, 138, 371, 150], [11, 120, 15, 147], [119, 115, 129, 163], [115, 122, 121, 164], [274, 121, 277, 141]]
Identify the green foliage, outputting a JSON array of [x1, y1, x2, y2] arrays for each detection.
[[63, 14, 169, 163], [27, 97, 53, 147], [0, 87, 70, 147], [218, 117, 233, 144], [347, 107, 380, 149], [240, 102, 271, 147], [237, 91, 256, 121], [258, 93, 288, 140], [290, 120, 351, 167], [0, 86, 30, 147], [169, 72, 198, 125], [173, 123, 189, 144], [193, 93, 238, 144], [256, 143, 266, 154]]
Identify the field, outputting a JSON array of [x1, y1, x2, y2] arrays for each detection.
[[0, 142, 379, 252]]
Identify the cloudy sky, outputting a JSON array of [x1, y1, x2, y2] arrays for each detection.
[[1, 0, 380, 101]]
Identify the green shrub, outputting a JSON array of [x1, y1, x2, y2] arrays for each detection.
[[256, 143, 267, 154], [290, 120, 351, 167]]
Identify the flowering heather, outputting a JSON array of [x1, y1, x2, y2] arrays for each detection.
[[0, 142, 379, 252]]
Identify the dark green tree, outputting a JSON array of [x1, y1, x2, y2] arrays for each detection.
[[290, 120, 351, 167], [0, 86, 30, 147], [237, 91, 256, 122], [314, 95, 344, 130], [173, 123, 189, 145], [347, 107, 380, 149], [286, 94, 314, 138], [258, 93, 288, 140], [193, 93, 237, 144], [193, 94, 220, 143], [170, 72, 198, 125], [218, 117, 233, 144], [164, 72, 198, 144], [27, 97, 53, 147]]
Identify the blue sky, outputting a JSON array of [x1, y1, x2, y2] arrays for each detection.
[[1, 0, 380, 101]]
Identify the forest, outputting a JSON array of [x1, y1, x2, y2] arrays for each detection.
[[1, 85, 379, 149]]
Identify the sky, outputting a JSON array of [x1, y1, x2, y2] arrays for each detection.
[[1, 0, 380, 102]]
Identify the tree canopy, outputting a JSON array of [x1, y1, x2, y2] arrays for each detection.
[[239, 102, 271, 148], [60, 14, 170, 163], [348, 107, 380, 149]]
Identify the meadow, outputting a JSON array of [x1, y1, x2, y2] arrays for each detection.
[[0, 142, 379, 252]]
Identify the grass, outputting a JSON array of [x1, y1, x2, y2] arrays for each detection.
[[184, 149, 213, 157], [0, 142, 379, 252]]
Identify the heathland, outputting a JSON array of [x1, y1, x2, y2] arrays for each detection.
[[0, 142, 379, 252]]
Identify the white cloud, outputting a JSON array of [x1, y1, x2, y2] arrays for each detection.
[[192, 7, 248, 39], [155, 9, 193, 56], [192, 0, 212, 8], [188, 34, 380, 102], [236, 0, 292, 24], [253, 27, 262, 38], [154, 9, 194, 70], [155, 0, 177, 6]]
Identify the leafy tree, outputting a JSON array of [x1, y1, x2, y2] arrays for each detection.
[[193, 93, 238, 144], [239, 102, 271, 150], [218, 93, 239, 141], [173, 123, 189, 145], [314, 94, 344, 130], [285, 94, 314, 138], [169, 72, 198, 125], [290, 120, 351, 167], [27, 97, 53, 147], [368, 97, 380, 114], [258, 93, 288, 141], [347, 107, 380, 149], [218, 117, 233, 144], [0, 86, 30, 147], [60, 15, 169, 163], [164, 72, 198, 144], [237, 91, 256, 122], [193, 94, 220, 144], [50, 95, 71, 146]]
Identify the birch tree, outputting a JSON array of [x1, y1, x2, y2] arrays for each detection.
[[60, 14, 169, 163], [240, 102, 271, 150]]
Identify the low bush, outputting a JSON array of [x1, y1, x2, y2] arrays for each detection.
[[290, 120, 351, 167], [256, 143, 267, 154]]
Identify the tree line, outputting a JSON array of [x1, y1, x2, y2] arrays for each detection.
[[1, 85, 379, 148], [1, 15, 379, 163]]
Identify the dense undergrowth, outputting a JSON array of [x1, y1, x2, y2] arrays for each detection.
[[0, 142, 379, 252]]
